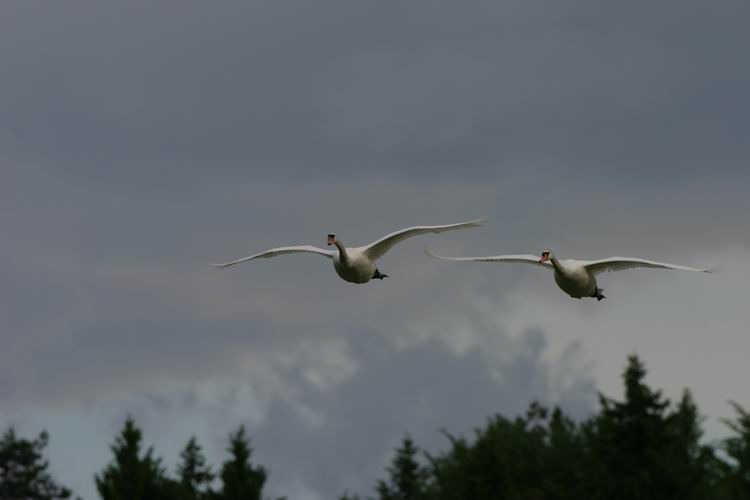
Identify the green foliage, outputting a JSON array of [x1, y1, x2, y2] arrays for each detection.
[[95, 416, 172, 500], [719, 401, 750, 499], [175, 436, 214, 500], [583, 355, 714, 500], [0, 428, 72, 499], [339, 493, 363, 500], [356, 354, 741, 500], [425, 402, 585, 500], [10, 355, 750, 500], [216, 425, 267, 500], [376, 435, 428, 500]]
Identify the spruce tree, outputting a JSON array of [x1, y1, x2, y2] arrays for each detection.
[[719, 401, 750, 499], [175, 437, 214, 500], [540, 407, 587, 500], [216, 426, 266, 500], [95, 416, 171, 500], [665, 390, 718, 499], [0, 428, 72, 499], [376, 435, 428, 500], [425, 404, 559, 500], [585, 355, 709, 500]]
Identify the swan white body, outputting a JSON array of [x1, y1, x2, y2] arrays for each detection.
[[212, 218, 485, 284], [331, 247, 377, 284], [425, 248, 714, 300]]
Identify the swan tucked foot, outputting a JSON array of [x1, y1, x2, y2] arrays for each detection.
[[372, 269, 389, 280], [594, 288, 606, 301]]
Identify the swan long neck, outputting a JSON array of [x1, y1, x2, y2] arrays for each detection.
[[334, 240, 349, 263], [549, 253, 563, 272]]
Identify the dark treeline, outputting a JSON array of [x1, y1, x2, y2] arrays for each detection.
[[2, 355, 750, 500]]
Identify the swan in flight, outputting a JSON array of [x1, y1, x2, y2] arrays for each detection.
[[425, 247, 715, 301], [212, 218, 485, 284]]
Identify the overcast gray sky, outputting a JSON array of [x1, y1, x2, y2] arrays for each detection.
[[2, 1, 749, 499]]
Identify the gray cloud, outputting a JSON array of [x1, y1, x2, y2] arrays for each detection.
[[1, 172, 746, 412], [247, 327, 594, 499], [2, 1, 748, 186], [2, 1, 750, 499]]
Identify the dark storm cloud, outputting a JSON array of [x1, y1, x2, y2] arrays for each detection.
[[247, 327, 594, 499], [1, 0, 748, 187], [1, 172, 746, 412]]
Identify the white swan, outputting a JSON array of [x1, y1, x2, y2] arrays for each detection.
[[425, 247, 715, 301], [212, 218, 485, 284]]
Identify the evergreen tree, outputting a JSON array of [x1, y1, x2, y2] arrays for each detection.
[[175, 437, 214, 500], [339, 493, 363, 500], [216, 426, 266, 500], [376, 356, 719, 500], [584, 355, 710, 500], [0, 428, 72, 499], [425, 402, 584, 500], [719, 401, 750, 499], [95, 416, 172, 500], [665, 390, 719, 499], [376, 435, 428, 500], [538, 406, 587, 500]]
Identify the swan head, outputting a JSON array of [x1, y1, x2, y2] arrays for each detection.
[[327, 234, 336, 246], [539, 250, 552, 263]]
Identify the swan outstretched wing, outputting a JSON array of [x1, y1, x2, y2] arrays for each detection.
[[363, 217, 486, 261], [211, 245, 335, 270], [424, 247, 553, 269], [583, 257, 716, 276]]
